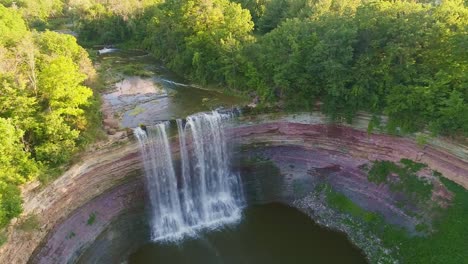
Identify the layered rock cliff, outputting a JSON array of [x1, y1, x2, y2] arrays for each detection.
[[0, 113, 466, 263]]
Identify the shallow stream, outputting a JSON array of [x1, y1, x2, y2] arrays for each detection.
[[99, 50, 246, 127]]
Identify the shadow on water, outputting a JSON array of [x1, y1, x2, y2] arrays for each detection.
[[128, 203, 368, 264]]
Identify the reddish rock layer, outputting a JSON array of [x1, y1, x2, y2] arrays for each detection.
[[0, 115, 466, 264], [230, 122, 468, 189], [0, 141, 143, 264]]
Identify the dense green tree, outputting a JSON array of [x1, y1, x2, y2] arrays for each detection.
[[0, 4, 96, 228], [232, 0, 269, 25], [249, 0, 467, 132], [143, 0, 254, 84], [36, 30, 96, 82], [70, 0, 162, 44], [78, 0, 467, 136], [0, 4, 28, 47], [18, 0, 63, 21], [256, 0, 362, 33], [0, 118, 38, 227], [1, 0, 63, 22]]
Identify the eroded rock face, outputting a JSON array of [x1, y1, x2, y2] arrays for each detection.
[[231, 116, 467, 190], [233, 119, 465, 227], [1, 113, 466, 264], [0, 141, 144, 264], [29, 180, 145, 264]]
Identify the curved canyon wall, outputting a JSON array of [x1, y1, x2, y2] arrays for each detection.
[[231, 113, 467, 261], [1, 113, 466, 263], [0, 140, 144, 264]]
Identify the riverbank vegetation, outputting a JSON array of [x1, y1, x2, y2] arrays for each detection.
[[0, 3, 98, 228], [68, 0, 467, 137]]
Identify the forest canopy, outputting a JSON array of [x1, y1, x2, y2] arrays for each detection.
[[73, 0, 467, 136], [0, 3, 96, 227]]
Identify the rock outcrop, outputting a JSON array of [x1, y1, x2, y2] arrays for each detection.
[[0, 113, 466, 264], [234, 118, 465, 231], [0, 141, 143, 264]]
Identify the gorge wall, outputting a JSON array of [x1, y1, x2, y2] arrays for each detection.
[[0, 113, 466, 263]]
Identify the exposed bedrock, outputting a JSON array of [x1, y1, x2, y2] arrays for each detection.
[[0, 142, 144, 264], [1, 113, 466, 264]]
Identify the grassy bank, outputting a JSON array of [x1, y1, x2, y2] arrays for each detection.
[[321, 161, 468, 263]]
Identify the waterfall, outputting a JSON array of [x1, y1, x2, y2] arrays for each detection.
[[134, 122, 185, 240], [134, 111, 243, 242]]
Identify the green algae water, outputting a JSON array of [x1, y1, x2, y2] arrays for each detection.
[[128, 203, 367, 264]]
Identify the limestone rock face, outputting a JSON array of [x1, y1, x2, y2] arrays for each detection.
[[1, 113, 466, 264], [0, 141, 144, 264], [230, 118, 467, 189], [232, 122, 465, 231]]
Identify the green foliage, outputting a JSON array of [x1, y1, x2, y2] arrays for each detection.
[[0, 231, 6, 246], [323, 176, 468, 263], [141, 0, 254, 86], [368, 160, 395, 184], [0, 118, 39, 184], [367, 115, 381, 134], [1, 0, 63, 26], [415, 223, 429, 233], [400, 159, 427, 172], [67, 0, 468, 137], [66, 231, 76, 240], [409, 177, 468, 263], [69, 0, 162, 45], [0, 4, 28, 46], [415, 134, 429, 147], [256, 0, 362, 33], [321, 183, 384, 226], [76, 5, 130, 45], [368, 159, 432, 201], [382, 177, 468, 263], [36, 30, 97, 82], [232, 0, 269, 26], [121, 64, 152, 77], [327, 189, 366, 218], [87, 212, 97, 226], [0, 5, 99, 228], [0, 117, 36, 227], [0, 184, 23, 227]]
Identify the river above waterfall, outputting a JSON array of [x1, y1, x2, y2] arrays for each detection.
[[98, 50, 246, 128], [90, 49, 367, 263], [128, 203, 367, 264]]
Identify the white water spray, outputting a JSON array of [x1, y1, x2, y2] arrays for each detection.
[[134, 111, 243, 241]]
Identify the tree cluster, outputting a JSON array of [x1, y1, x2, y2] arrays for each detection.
[[0, 4, 95, 227], [76, 0, 466, 136], [66, 0, 162, 45]]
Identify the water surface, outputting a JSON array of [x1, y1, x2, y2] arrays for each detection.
[[99, 50, 246, 127], [129, 203, 367, 264]]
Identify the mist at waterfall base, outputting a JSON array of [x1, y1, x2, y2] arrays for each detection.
[[134, 111, 244, 242]]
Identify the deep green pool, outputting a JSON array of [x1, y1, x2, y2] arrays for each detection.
[[128, 203, 367, 264]]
